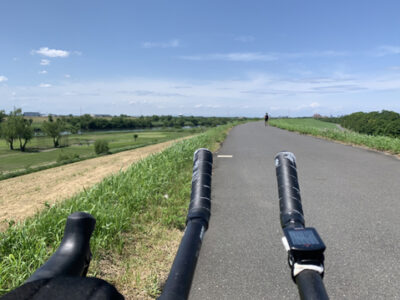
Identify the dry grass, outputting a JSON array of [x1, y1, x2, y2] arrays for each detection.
[[94, 224, 183, 299], [0, 138, 191, 231]]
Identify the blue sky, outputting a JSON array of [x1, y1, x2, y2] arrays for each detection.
[[1, 0, 400, 117]]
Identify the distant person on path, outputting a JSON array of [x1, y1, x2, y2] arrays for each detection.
[[264, 113, 269, 126]]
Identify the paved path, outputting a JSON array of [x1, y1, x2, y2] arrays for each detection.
[[190, 121, 400, 299]]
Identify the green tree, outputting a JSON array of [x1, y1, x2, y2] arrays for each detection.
[[1, 112, 18, 150], [0, 110, 5, 123], [0, 108, 33, 151], [16, 118, 33, 152], [384, 119, 400, 137], [42, 115, 65, 148]]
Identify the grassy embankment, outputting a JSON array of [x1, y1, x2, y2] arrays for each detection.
[[269, 118, 400, 155], [0, 129, 201, 180], [0, 123, 235, 298]]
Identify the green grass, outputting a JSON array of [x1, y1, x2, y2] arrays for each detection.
[[0, 129, 201, 179], [0, 123, 233, 295], [270, 118, 338, 130], [270, 118, 400, 154]]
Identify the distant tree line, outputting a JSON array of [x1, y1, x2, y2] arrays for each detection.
[[322, 110, 400, 137], [57, 114, 239, 131], [0, 109, 244, 151]]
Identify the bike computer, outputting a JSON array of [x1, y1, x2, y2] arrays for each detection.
[[283, 227, 325, 252]]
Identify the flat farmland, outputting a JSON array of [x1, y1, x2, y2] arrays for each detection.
[[0, 129, 197, 177], [0, 136, 192, 230]]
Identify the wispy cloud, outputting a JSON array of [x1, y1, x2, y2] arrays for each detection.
[[3, 71, 400, 117], [180, 50, 347, 62], [374, 45, 400, 57], [181, 52, 277, 62], [310, 102, 320, 108], [40, 59, 51, 66], [142, 39, 181, 49], [194, 104, 222, 109], [39, 70, 48, 75], [39, 83, 52, 88], [234, 35, 255, 43], [0, 75, 8, 82], [283, 50, 348, 58], [33, 47, 70, 58], [65, 74, 71, 78]]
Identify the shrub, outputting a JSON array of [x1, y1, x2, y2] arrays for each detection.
[[57, 152, 79, 162], [94, 139, 109, 154]]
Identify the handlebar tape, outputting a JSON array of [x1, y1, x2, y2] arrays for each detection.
[[26, 212, 96, 283], [186, 148, 213, 230], [275, 152, 305, 229]]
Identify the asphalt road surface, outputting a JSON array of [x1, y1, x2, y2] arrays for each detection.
[[190, 121, 400, 299]]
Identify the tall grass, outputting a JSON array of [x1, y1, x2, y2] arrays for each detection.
[[270, 119, 400, 154], [0, 124, 231, 294]]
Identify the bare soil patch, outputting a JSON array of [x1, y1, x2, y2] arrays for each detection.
[[0, 138, 189, 230], [38, 148, 58, 153]]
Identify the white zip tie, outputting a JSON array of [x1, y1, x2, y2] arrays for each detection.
[[282, 236, 290, 251], [293, 263, 324, 277]]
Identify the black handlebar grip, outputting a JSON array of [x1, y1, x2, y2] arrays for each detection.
[[186, 148, 213, 229], [26, 212, 96, 283], [275, 152, 305, 229]]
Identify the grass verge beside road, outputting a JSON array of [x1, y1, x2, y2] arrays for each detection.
[[0, 123, 233, 298], [270, 118, 400, 155]]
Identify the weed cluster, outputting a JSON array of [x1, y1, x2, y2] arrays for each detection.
[[94, 140, 109, 155], [56, 151, 80, 163]]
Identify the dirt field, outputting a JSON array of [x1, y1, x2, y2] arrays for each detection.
[[0, 138, 189, 230]]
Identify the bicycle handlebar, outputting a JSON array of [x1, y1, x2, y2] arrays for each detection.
[[296, 270, 328, 300], [187, 148, 213, 229], [275, 152, 329, 300], [159, 148, 213, 300], [275, 152, 305, 229], [26, 212, 96, 283]]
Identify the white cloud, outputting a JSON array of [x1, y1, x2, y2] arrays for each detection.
[[310, 102, 320, 108], [40, 59, 51, 66], [181, 52, 277, 62], [220, 53, 276, 61], [3, 71, 400, 117], [284, 50, 348, 58], [142, 39, 181, 48], [39, 83, 52, 88], [194, 104, 222, 109], [180, 50, 347, 62], [375, 45, 400, 56], [33, 47, 70, 57], [39, 70, 48, 74], [235, 35, 255, 42], [0, 75, 8, 82], [65, 74, 71, 78]]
